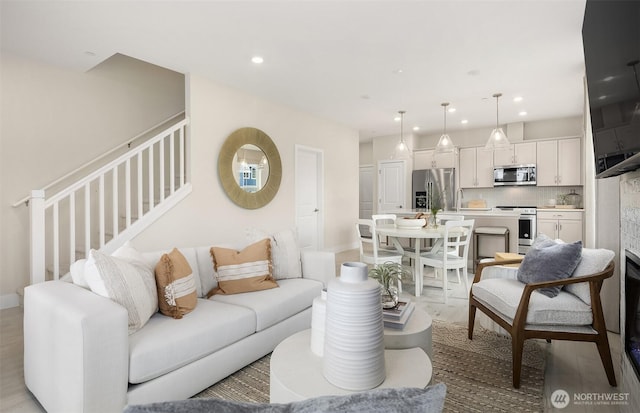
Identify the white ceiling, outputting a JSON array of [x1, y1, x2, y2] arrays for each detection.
[[1, 0, 588, 141]]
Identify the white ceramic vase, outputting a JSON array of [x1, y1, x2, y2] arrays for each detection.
[[322, 262, 386, 390], [310, 289, 327, 356]]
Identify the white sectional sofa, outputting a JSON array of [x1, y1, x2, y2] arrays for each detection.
[[24, 236, 335, 413]]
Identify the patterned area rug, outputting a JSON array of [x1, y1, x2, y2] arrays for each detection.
[[194, 320, 545, 412]]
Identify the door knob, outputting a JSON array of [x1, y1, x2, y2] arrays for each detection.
[[314, 208, 319, 212]]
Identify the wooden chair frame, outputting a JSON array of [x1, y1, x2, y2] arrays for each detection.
[[468, 259, 617, 388]]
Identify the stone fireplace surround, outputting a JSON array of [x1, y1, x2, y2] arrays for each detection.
[[620, 169, 640, 411]]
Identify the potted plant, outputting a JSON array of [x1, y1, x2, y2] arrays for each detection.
[[369, 262, 411, 309], [428, 187, 443, 228]]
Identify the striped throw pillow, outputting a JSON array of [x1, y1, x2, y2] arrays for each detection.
[[155, 248, 197, 319], [208, 238, 278, 296]]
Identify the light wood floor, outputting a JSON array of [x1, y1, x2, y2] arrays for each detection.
[[0, 249, 623, 413]]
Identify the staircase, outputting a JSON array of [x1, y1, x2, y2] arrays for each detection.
[[21, 115, 191, 284]]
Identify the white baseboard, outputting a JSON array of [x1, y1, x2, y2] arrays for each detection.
[[0, 293, 20, 309]]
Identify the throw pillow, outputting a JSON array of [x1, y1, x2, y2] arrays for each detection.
[[155, 248, 198, 319], [517, 240, 583, 297], [245, 228, 302, 279], [85, 249, 158, 334], [208, 238, 278, 297], [70, 259, 89, 289], [122, 384, 447, 413]]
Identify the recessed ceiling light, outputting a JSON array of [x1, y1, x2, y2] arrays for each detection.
[[598, 95, 607, 100], [251, 56, 264, 64], [360, 94, 371, 100], [461, 119, 469, 124], [84, 51, 96, 56], [392, 69, 404, 74], [467, 69, 480, 76], [603, 76, 614, 82], [413, 126, 420, 131], [394, 116, 401, 122], [518, 111, 528, 116], [447, 107, 456, 113], [513, 96, 523, 102]]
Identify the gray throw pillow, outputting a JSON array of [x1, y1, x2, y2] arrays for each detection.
[[517, 240, 582, 297], [123, 384, 447, 413]]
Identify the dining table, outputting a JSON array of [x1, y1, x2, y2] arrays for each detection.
[[375, 223, 451, 297]]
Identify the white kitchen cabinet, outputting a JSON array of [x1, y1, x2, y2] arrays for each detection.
[[413, 149, 455, 170], [537, 210, 583, 243], [493, 142, 537, 166], [536, 138, 581, 186], [459, 147, 493, 188]]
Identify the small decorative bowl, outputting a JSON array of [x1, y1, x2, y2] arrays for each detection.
[[395, 218, 427, 229]]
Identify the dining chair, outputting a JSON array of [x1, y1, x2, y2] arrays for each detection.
[[356, 219, 404, 290], [419, 219, 474, 303], [371, 214, 397, 253]]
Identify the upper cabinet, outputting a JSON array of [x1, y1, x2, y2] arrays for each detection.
[[493, 142, 537, 166], [414, 149, 455, 170], [536, 138, 581, 186], [459, 147, 494, 188]]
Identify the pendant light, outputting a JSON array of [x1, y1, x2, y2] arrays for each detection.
[[435, 102, 455, 153], [392, 110, 411, 159], [485, 93, 511, 150]]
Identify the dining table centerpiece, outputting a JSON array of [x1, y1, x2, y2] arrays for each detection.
[[428, 187, 443, 228], [369, 262, 411, 309]]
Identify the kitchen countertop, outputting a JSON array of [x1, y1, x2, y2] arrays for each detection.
[[537, 208, 584, 212], [384, 209, 520, 217]]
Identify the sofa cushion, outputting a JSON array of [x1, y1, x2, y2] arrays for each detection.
[[472, 278, 593, 325], [84, 249, 158, 334], [128, 298, 256, 383], [209, 239, 278, 296], [154, 248, 197, 319], [246, 228, 302, 280], [517, 240, 582, 297], [210, 278, 323, 331]]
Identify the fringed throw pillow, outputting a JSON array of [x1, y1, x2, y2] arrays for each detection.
[[155, 248, 197, 319]]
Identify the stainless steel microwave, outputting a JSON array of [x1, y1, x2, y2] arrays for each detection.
[[493, 164, 536, 186]]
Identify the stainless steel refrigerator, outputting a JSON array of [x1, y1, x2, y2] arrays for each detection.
[[412, 169, 456, 211]]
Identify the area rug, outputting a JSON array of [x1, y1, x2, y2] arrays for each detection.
[[194, 320, 545, 412]]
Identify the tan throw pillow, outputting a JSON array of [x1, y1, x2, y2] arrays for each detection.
[[208, 239, 278, 297], [155, 248, 197, 319]]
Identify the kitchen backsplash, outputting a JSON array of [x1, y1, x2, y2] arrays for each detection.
[[461, 186, 583, 209]]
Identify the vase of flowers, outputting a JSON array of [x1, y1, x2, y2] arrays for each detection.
[[369, 262, 411, 309]]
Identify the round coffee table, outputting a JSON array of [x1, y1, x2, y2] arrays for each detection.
[[384, 307, 433, 359], [270, 329, 432, 403]]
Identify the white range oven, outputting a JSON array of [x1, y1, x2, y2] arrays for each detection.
[[495, 206, 537, 254]]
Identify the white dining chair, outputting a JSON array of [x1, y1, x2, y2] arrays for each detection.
[[371, 214, 397, 252], [404, 214, 464, 265], [356, 219, 404, 291], [419, 219, 475, 303]]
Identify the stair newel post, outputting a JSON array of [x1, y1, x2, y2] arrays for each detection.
[[29, 189, 46, 284]]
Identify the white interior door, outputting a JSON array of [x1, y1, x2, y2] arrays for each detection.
[[378, 160, 406, 213], [359, 165, 374, 219], [295, 145, 324, 250]]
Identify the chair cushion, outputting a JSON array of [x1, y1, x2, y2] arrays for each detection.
[[472, 278, 593, 325], [210, 278, 322, 331], [516, 240, 582, 297], [565, 248, 615, 305], [128, 298, 256, 383]]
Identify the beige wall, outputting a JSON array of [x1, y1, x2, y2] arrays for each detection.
[[132, 74, 359, 253], [0, 55, 360, 304], [0, 53, 185, 304]]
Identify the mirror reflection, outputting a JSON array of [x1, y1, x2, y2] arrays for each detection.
[[232, 144, 270, 192]]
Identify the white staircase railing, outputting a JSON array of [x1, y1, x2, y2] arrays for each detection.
[[27, 118, 191, 284]]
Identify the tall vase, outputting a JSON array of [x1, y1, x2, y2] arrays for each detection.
[[323, 262, 386, 390], [310, 289, 327, 356]]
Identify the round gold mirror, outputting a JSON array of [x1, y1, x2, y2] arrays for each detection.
[[218, 127, 282, 209]]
